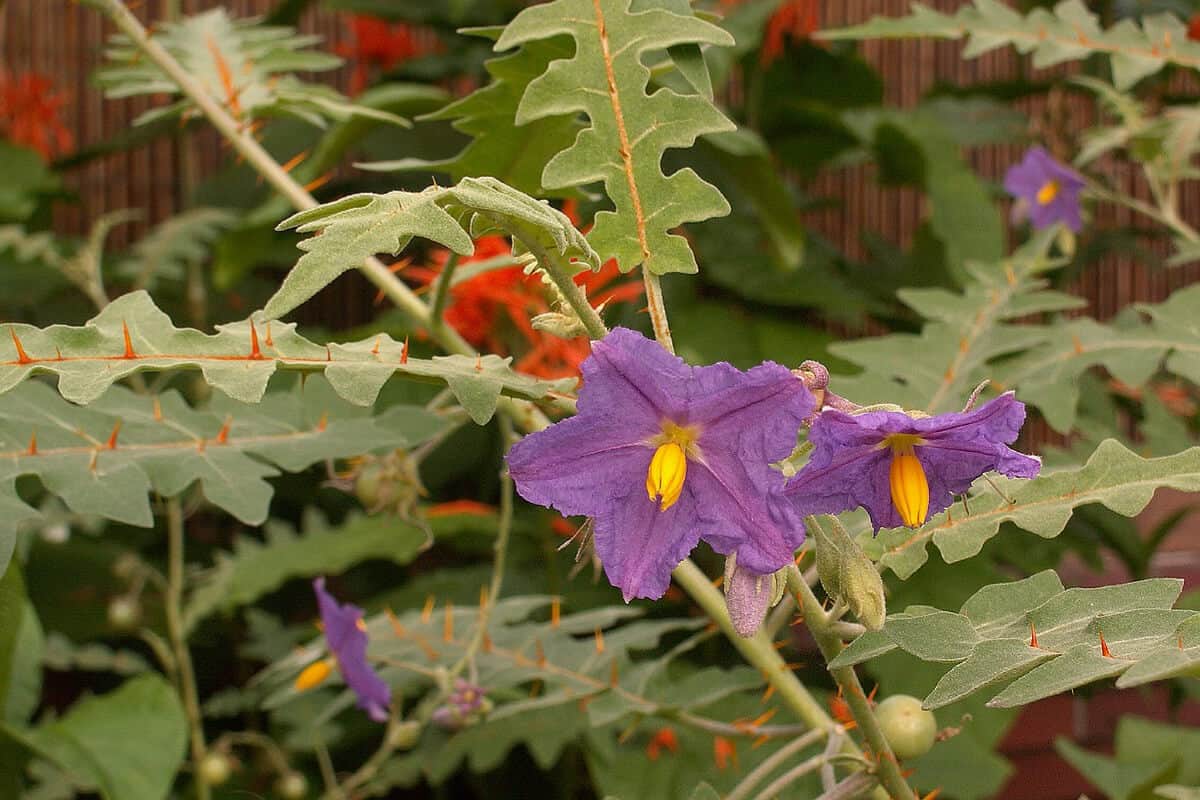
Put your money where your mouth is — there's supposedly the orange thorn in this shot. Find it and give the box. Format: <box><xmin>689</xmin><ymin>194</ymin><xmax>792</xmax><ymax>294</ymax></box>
<box><xmin>482</xmin><ymin>631</ymin><xmax>492</xmax><ymax>653</ymax></box>
<box><xmin>751</xmin><ymin>734</ymin><xmax>769</xmax><ymax>749</ymax></box>
<box><xmin>749</xmin><ymin>708</ymin><xmax>777</xmax><ymax>729</ymax></box>
<box><xmin>263</xmin><ymin>321</ymin><xmax>274</xmax><ymax>347</ymax></box>
<box><xmin>54</xmin><ymin>346</ymin><xmax>62</xmax><ymax>361</ymax></box>
<box><xmin>1099</xmin><ymin>629</ymin><xmax>1113</xmax><ymax>658</ymax></box>
<box><xmin>1029</xmin><ymin>621</ymin><xmax>1039</xmax><ymax>649</ymax></box>
<box><xmin>215</xmin><ymin>416</ymin><xmax>232</xmax><ymax>445</ymax></box>
<box><xmin>280</xmin><ymin>149</ymin><xmax>310</xmax><ymax>174</ymax></box>
<box><xmin>594</xmin><ymin>627</ymin><xmax>605</xmax><ymax>654</ymax></box>
<box><xmin>152</xmin><ymin>396</ymin><xmax>163</xmax><ymax>422</ymax></box>
<box><xmin>400</xmin><ymin>336</ymin><xmax>410</xmax><ymax>364</ymax></box>
<box><xmin>609</xmin><ymin>659</ymin><xmax>619</xmax><ymax>687</ymax></box>
<box><xmin>371</xmin><ymin>336</ymin><xmax>381</xmax><ymax>356</ymax></box>
<box><xmin>478</xmin><ymin>584</ymin><xmax>488</xmax><ymax>610</ymax></box>
<box><xmin>88</xmin><ymin>449</ymin><xmax>98</xmax><ymax>473</ymax></box>
<box><xmin>443</xmin><ymin>602</ymin><xmax>454</xmax><ymax>643</ymax></box>
<box><xmin>316</xmin><ymin>411</ymin><xmax>328</xmax><ymax>433</ymax></box>
<box><xmin>325</xmin><ymin>345</ymin><xmax>331</xmax><ymax>362</ymax></box>
<box><xmin>474</xmin><ymin>354</ymin><xmax>483</xmax><ymax>373</ymax></box>
<box><xmin>867</xmin><ymin>684</ymin><xmax>879</xmax><ymax>703</ymax></box>
<box><xmin>122</xmin><ymin>321</ymin><xmax>136</xmax><ymax>358</ymax></box>
<box><xmin>106</xmin><ymin>421</ymin><xmax>122</xmax><ymax>450</ymax></box>
<box><xmin>781</xmin><ymin>661</ymin><xmax>805</xmax><ymax>671</ymax></box>
<box><xmin>771</xmin><ymin>639</ymin><xmax>788</xmax><ymax>651</ymax></box>
<box><xmin>195</xmin><ymin>437</ymin><xmax>206</xmax><ymax>452</ymax></box>
<box><xmin>385</xmin><ymin>608</ymin><xmax>404</xmax><ymax>637</ymax></box>
<box><xmin>26</xmin><ymin>432</ymin><xmax>37</xmax><ymax>456</ymax></box>
<box><xmin>421</xmin><ymin>595</ymin><xmax>435</xmax><ymax>623</ymax></box>
<box><xmin>551</xmin><ymin>597</ymin><xmax>561</xmax><ymax>629</ymax></box>
<box><xmin>1179</xmin><ymin>635</ymin><xmax>1185</xmax><ymax>651</ymax></box>
<box><xmin>535</xmin><ymin>639</ymin><xmax>546</xmax><ymax>668</ymax></box>
<box><xmin>1071</xmin><ymin>335</ymin><xmax>1085</xmax><ymax>355</ymax></box>
<box><xmin>248</xmin><ymin>321</ymin><xmax>262</xmax><ymax>359</ymax></box>
<box><xmin>712</xmin><ymin>573</ymin><xmax>724</xmax><ymax>588</ymax></box>
<box><xmin>761</xmin><ymin>683</ymin><xmax>776</xmax><ymax>703</ymax></box>
<box><xmin>713</xmin><ymin>737</ymin><xmax>738</xmax><ymax>770</ymax></box>
<box><xmin>304</xmin><ymin>171</ymin><xmax>334</xmax><ymax>193</ymax></box>
<box><xmin>10</xmin><ymin>329</ymin><xmax>32</xmax><ymax>365</ymax></box>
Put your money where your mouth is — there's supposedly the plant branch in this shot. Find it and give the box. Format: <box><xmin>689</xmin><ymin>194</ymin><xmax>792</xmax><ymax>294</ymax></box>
<box><xmin>787</xmin><ymin>550</ymin><xmax>914</xmax><ymax>800</ymax></box>
<box><xmin>164</xmin><ymin>497</ymin><xmax>209</xmax><ymax>800</ymax></box>
<box><xmin>726</xmin><ymin>727</ymin><xmax>830</xmax><ymax>800</ymax></box>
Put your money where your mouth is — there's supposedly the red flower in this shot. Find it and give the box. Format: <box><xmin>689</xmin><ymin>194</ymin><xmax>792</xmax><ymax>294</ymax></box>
<box><xmin>761</xmin><ymin>0</ymin><xmax>820</xmax><ymax>65</ymax></box>
<box><xmin>1189</xmin><ymin>13</ymin><xmax>1200</xmax><ymax>42</ymax></box>
<box><xmin>338</xmin><ymin>14</ymin><xmax>437</xmax><ymax>94</ymax></box>
<box><xmin>0</xmin><ymin>72</ymin><xmax>73</xmax><ymax>160</ymax></box>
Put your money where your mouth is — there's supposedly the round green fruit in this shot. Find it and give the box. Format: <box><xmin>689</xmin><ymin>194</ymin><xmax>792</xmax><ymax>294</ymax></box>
<box><xmin>354</xmin><ymin>465</ymin><xmax>386</xmax><ymax>509</ymax></box>
<box><xmin>106</xmin><ymin>596</ymin><xmax>142</xmax><ymax>631</ymax></box>
<box><xmin>875</xmin><ymin>694</ymin><xmax>937</xmax><ymax>760</ymax></box>
<box><xmin>197</xmin><ymin>752</ymin><xmax>232</xmax><ymax>786</ymax></box>
<box><xmin>275</xmin><ymin>771</ymin><xmax>309</xmax><ymax>799</ymax></box>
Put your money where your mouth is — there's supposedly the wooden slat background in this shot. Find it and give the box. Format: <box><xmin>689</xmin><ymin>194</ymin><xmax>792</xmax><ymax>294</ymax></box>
<box><xmin>2</xmin><ymin>0</ymin><xmax>1199</xmax><ymax>319</ymax></box>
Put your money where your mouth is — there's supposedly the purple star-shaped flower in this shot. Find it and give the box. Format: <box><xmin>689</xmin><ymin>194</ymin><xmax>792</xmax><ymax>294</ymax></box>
<box><xmin>1004</xmin><ymin>146</ymin><xmax>1086</xmax><ymax>231</ymax></box>
<box><xmin>785</xmin><ymin>393</ymin><xmax>1041</xmax><ymax>532</ymax></box>
<box><xmin>506</xmin><ymin>327</ymin><xmax>814</xmax><ymax>601</ymax></box>
<box><xmin>313</xmin><ymin>577</ymin><xmax>390</xmax><ymax>722</ymax></box>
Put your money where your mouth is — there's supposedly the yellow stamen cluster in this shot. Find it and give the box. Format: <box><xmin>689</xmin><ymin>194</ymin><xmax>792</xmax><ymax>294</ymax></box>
<box><xmin>885</xmin><ymin>434</ymin><xmax>929</xmax><ymax>528</ymax></box>
<box><xmin>1036</xmin><ymin>180</ymin><xmax>1059</xmax><ymax>206</ymax></box>
<box><xmin>294</xmin><ymin>659</ymin><xmax>333</xmax><ymax>692</ymax></box>
<box><xmin>646</xmin><ymin>442</ymin><xmax>687</xmax><ymax>511</ymax></box>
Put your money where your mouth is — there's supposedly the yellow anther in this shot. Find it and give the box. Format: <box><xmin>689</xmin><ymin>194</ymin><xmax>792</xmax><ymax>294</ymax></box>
<box><xmin>646</xmin><ymin>442</ymin><xmax>687</xmax><ymax>511</ymax></box>
<box><xmin>294</xmin><ymin>659</ymin><xmax>333</xmax><ymax>692</ymax></box>
<box><xmin>1036</xmin><ymin>180</ymin><xmax>1059</xmax><ymax>206</ymax></box>
<box><xmin>885</xmin><ymin>435</ymin><xmax>929</xmax><ymax>528</ymax></box>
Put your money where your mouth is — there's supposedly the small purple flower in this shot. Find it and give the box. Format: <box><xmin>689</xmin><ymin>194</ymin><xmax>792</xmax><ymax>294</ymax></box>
<box><xmin>312</xmin><ymin>577</ymin><xmax>390</xmax><ymax>722</ymax></box>
<box><xmin>506</xmin><ymin>327</ymin><xmax>814</xmax><ymax>601</ymax></box>
<box><xmin>785</xmin><ymin>393</ymin><xmax>1041</xmax><ymax>532</ymax></box>
<box><xmin>431</xmin><ymin>680</ymin><xmax>489</xmax><ymax>731</ymax></box>
<box><xmin>1004</xmin><ymin>146</ymin><xmax>1085</xmax><ymax>231</ymax></box>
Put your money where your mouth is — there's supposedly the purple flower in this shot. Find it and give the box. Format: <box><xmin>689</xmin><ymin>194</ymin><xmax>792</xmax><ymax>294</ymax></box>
<box><xmin>506</xmin><ymin>327</ymin><xmax>814</xmax><ymax>601</ymax></box>
<box><xmin>431</xmin><ymin>680</ymin><xmax>489</xmax><ymax>731</ymax></box>
<box><xmin>1003</xmin><ymin>146</ymin><xmax>1085</xmax><ymax>231</ymax></box>
<box><xmin>312</xmin><ymin>577</ymin><xmax>390</xmax><ymax>722</ymax></box>
<box><xmin>785</xmin><ymin>393</ymin><xmax>1041</xmax><ymax>532</ymax></box>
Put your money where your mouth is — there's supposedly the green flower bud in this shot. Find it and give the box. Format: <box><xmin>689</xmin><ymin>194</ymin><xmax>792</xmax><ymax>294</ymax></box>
<box><xmin>275</xmin><ymin>771</ymin><xmax>308</xmax><ymax>799</ymax></box>
<box><xmin>838</xmin><ymin>542</ymin><xmax>886</xmax><ymax>631</ymax></box>
<box><xmin>388</xmin><ymin>720</ymin><xmax>422</xmax><ymax>750</ymax></box>
<box><xmin>106</xmin><ymin>596</ymin><xmax>142</xmax><ymax>631</ymax></box>
<box><xmin>197</xmin><ymin>752</ymin><xmax>233</xmax><ymax>787</ymax></box>
<box><xmin>810</xmin><ymin>522</ymin><xmax>842</xmax><ymax>599</ymax></box>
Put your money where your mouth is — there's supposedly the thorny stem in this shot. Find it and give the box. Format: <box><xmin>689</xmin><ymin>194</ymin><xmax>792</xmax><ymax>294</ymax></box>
<box><xmin>1087</xmin><ymin>177</ymin><xmax>1200</xmax><ymax>243</ymax></box>
<box><xmin>725</xmin><ymin>727</ymin><xmax>830</xmax><ymax>800</ymax></box>
<box><xmin>165</xmin><ymin>498</ymin><xmax>210</xmax><ymax>800</ymax></box>
<box><xmin>788</xmin><ymin>551</ymin><xmax>915</xmax><ymax>800</ymax></box>
<box><xmin>328</xmin><ymin>707</ymin><xmax>401</xmax><ymax>800</ymax></box>
<box><xmin>670</xmin><ymin>561</ymin><xmax>888</xmax><ymax>800</ymax></box>
<box><xmin>450</xmin><ymin>414</ymin><xmax>517</xmax><ymax>679</ymax></box>
<box><xmin>642</xmin><ymin>271</ymin><xmax>675</xmax><ymax>353</ymax></box>
<box><xmin>527</xmin><ymin>242</ymin><xmax>609</xmax><ymax>341</ymax></box>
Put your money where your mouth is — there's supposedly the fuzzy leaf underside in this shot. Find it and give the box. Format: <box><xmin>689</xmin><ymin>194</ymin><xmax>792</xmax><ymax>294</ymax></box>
<box><xmin>829</xmin><ymin>570</ymin><xmax>1200</xmax><ymax>709</ymax></box>
<box><xmin>0</xmin><ymin>290</ymin><xmax>573</xmax><ymax>424</ymax></box>
<box><xmin>821</xmin><ymin>0</ymin><xmax>1197</xmax><ymax>90</ymax></box>
<box><xmin>857</xmin><ymin>439</ymin><xmax>1200</xmax><ymax>579</ymax></box>
<box><xmin>495</xmin><ymin>0</ymin><xmax>736</xmax><ymax>275</ymax></box>
<box><xmin>266</xmin><ymin>175</ymin><xmax>600</xmax><ymax>321</ymax></box>
<box><xmin>0</xmin><ymin>377</ymin><xmax>445</xmax><ymax>577</ymax></box>
<box><xmin>95</xmin><ymin>8</ymin><xmax>404</xmax><ymax>128</ymax></box>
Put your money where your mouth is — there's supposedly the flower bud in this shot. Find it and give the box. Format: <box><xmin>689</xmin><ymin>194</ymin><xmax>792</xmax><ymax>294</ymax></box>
<box><xmin>1055</xmin><ymin>226</ymin><xmax>1076</xmax><ymax>258</ymax></box>
<box><xmin>723</xmin><ymin>555</ymin><xmax>787</xmax><ymax>638</ymax></box>
<box><xmin>531</xmin><ymin>311</ymin><xmax>588</xmax><ymax>339</ymax></box>
<box><xmin>839</xmin><ymin>543</ymin><xmax>886</xmax><ymax>631</ymax></box>
<box><xmin>810</xmin><ymin>522</ymin><xmax>842</xmax><ymax>600</ymax></box>
<box><xmin>388</xmin><ymin>719</ymin><xmax>422</xmax><ymax>750</ymax></box>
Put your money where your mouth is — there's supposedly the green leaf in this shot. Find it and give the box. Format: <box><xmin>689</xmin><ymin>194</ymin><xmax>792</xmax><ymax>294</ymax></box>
<box><xmin>495</xmin><ymin>0</ymin><xmax>736</xmax><ymax>275</ymax></box>
<box><xmin>4</xmin><ymin>674</ymin><xmax>186</xmax><ymax>800</ymax></box>
<box><xmin>821</xmin><ymin>0</ymin><xmax>1196</xmax><ymax>90</ymax></box>
<box><xmin>863</xmin><ymin>440</ymin><xmax>1200</xmax><ymax>579</ymax></box>
<box><xmin>120</xmin><ymin>208</ymin><xmax>236</xmax><ymax>289</ymax></box>
<box><xmin>265</xmin><ymin>176</ymin><xmax>599</xmax><ymax>321</ymax></box>
<box><xmin>0</xmin><ymin>144</ymin><xmax>61</xmax><ymax>224</ymax></box>
<box><xmin>1056</xmin><ymin>738</ymin><xmax>1175</xmax><ymax>800</ymax></box>
<box><xmin>364</xmin><ymin>30</ymin><xmax>585</xmax><ymax>197</ymax></box>
<box><xmin>0</xmin><ymin>291</ymin><xmax>572</xmax><ymax>420</ymax></box>
<box><xmin>0</xmin><ymin>564</ymin><xmax>36</xmax><ymax>726</ymax></box>
<box><xmin>0</xmin><ymin>377</ymin><xmax>442</xmax><ymax>566</ymax></box>
<box><xmin>830</xmin><ymin>570</ymin><xmax>1199</xmax><ymax>709</ymax></box>
<box><xmin>184</xmin><ymin>510</ymin><xmax>432</xmax><ymax>631</ymax></box>
<box><xmin>41</xmin><ymin>632</ymin><xmax>148</xmax><ymax>677</ymax></box>
<box><xmin>96</xmin><ymin>8</ymin><xmax>406</xmax><ymax>128</ymax></box>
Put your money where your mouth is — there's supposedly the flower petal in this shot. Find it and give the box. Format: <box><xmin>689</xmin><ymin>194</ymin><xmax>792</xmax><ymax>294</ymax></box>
<box><xmin>592</xmin><ymin>474</ymin><xmax>703</xmax><ymax>601</ymax></box>
<box><xmin>580</xmin><ymin>327</ymin><xmax>692</xmax><ymax>422</ymax></box>
<box><xmin>313</xmin><ymin>578</ymin><xmax>390</xmax><ymax>722</ymax></box>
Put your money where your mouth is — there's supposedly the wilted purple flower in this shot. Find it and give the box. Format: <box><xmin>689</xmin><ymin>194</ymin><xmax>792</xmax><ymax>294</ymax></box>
<box><xmin>311</xmin><ymin>577</ymin><xmax>390</xmax><ymax>722</ymax></box>
<box><xmin>1004</xmin><ymin>146</ymin><xmax>1085</xmax><ymax>231</ymax></box>
<box><xmin>506</xmin><ymin>327</ymin><xmax>813</xmax><ymax>601</ymax></box>
<box><xmin>431</xmin><ymin>679</ymin><xmax>489</xmax><ymax>731</ymax></box>
<box><xmin>785</xmin><ymin>393</ymin><xmax>1041</xmax><ymax>532</ymax></box>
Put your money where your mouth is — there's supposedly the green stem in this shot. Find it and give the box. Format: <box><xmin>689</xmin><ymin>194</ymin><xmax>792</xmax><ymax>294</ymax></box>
<box><xmin>642</xmin><ymin>271</ymin><xmax>674</xmax><ymax>352</ymax></box>
<box><xmin>787</xmin><ymin>561</ymin><xmax>914</xmax><ymax>800</ymax></box>
<box><xmin>165</xmin><ymin>498</ymin><xmax>210</xmax><ymax>800</ymax></box>
<box><xmin>429</xmin><ymin>252</ymin><xmax>460</xmax><ymax>332</ymax></box>
<box><xmin>528</xmin><ymin>244</ymin><xmax>609</xmax><ymax>340</ymax></box>
<box><xmin>1087</xmin><ymin>177</ymin><xmax>1200</xmax><ymax>243</ymax></box>
<box><xmin>726</xmin><ymin>727</ymin><xmax>829</xmax><ymax>800</ymax></box>
<box><xmin>670</xmin><ymin>560</ymin><xmax>888</xmax><ymax>800</ymax></box>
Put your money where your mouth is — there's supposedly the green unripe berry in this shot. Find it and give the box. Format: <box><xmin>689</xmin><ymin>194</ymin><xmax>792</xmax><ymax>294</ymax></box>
<box><xmin>275</xmin><ymin>771</ymin><xmax>308</xmax><ymax>799</ymax></box>
<box><xmin>388</xmin><ymin>720</ymin><xmax>422</xmax><ymax>750</ymax></box>
<box><xmin>106</xmin><ymin>596</ymin><xmax>142</xmax><ymax>631</ymax></box>
<box><xmin>354</xmin><ymin>465</ymin><xmax>386</xmax><ymax>509</ymax></box>
<box><xmin>197</xmin><ymin>752</ymin><xmax>232</xmax><ymax>786</ymax></box>
<box><xmin>875</xmin><ymin>695</ymin><xmax>937</xmax><ymax>760</ymax></box>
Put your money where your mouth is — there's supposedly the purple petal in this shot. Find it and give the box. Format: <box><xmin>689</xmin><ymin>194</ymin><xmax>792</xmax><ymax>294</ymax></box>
<box><xmin>313</xmin><ymin>577</ymin><xmax>391</xmax><ymax>722</ymax></box>
<box><xmin>591</xmin><ymin>470</ymin><xmax>703</xmax><ymax>601</ymax></box>
<box><xmin>786</xmin><ymin>435</ymin><xmax>900</xmax><ymax>531</ymax></box>
<box><xmin>1004</xmin><ymin>146</ymin><xmax>1085</xmax><ymax>231</ymax></box>
<box><xmin>506</xmin><ymin>412</ymin><xmax>653</xmax><ymax>519</ymax></box>
<box><xmin>580</xmin><ymin>327</ymin><xmax>692</xmax><ymax>422</ymax></box>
